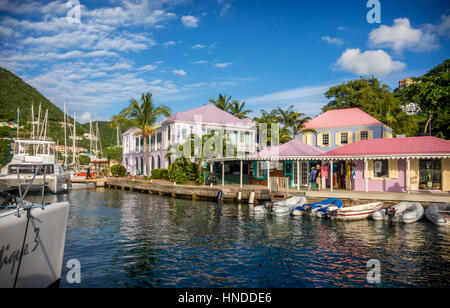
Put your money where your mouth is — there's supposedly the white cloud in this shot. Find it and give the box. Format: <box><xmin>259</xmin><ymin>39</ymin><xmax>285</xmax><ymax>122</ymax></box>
<box><xmin>369</xmin><ymin>18</ymin><xmax>439</xmax><ymax>52</ymax></box>
<box><xmin>80</xmin><ymin>112</ymin><xmax>91</xmax><ymax>123</ymax></box>
<box><xmin>173</xmin><ymin>69</ymin><xmax>187</xmax><ymax>76</ymax></box>
<box><xmin>138</xmin><ymin>64</ymin><xmax>157</xmax><ymax>71</ymax></box>
<box><xmin>247</xmin><ymin>84</ymin><xmax>330</xmax><ymax>105</ymax></box>
<box><xmin>194</xmin><ymin>60</ymin><xmax>208</xmax><ymax>64</ymax></box>
<box><xmin>191</xmin><ymin>44</ymin><xmax>206</xmax><ymax>49</ymax></box>
<box><xmin>163</xmin><ymin>40</ymin><xmax>176</xmax><ymax>47</ymax></box>
<box><xmin>321</xmin><ymin>36</ymin><xmax>344</xmax><ymax>46</ymax></box>
<box><xmin>181</xmin><ymin>15</ymin><xmax>199</xmax><ymax>28</ymax></box>
<box><xmin>214</xmin><ymin>62</ymin><xmax>232</xmax><ymax>68</ymax></box>
<box><xmin>335</xmin><ymin>48</ymin><xmax>405</xmax><ymax>77</ymax></box>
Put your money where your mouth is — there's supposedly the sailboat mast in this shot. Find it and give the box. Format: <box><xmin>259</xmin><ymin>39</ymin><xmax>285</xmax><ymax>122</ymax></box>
<box><xmin>16</xmin><ymin>107</ymin><xmax>19</xmax><ymax>139</ymax></box>
<box><xmin>89</xmin><ymin>120</ymin><xmax>93</xmax><ymax>155</ymax></box>
<box><xmin>37</xmin><ymin>103</ymin><xmax>41</xmax><ymax>140</ymax></box>
<box><xmin>73</xmin><ymin>112</ymin><xmax>76</xmax><ymax>166</ymax></box>
<box><xmin>31</xmin><ymin>104</ymin><xmax>35</xmax><ymax>140</ymax></box>
<box><xmin>64</xmin><ymin>102</ymin><xmax>67</xmax><ymax>165</ymax></box>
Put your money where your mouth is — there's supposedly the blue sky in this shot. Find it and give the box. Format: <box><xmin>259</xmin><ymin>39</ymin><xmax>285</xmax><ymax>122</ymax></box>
<box><xmin>0</xmin><ymin>0</ymin><xmax>449</xmax><ymax>123</ymax></box>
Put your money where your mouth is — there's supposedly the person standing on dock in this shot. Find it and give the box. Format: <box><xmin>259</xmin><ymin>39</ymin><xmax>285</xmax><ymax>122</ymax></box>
<box><xmin>309</xmin><ymin>167</ymin><xmax>317</xmax><ymax>190</ymax></box>
<box><xmin>86</xmin><ymin>166</ymin><xmax>92</xmax><ymax>179</ymax></box>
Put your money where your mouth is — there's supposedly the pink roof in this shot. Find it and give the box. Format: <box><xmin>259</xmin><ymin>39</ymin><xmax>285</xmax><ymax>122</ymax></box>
<box><xmin>258</xmin><ymin>138</ymin><xmax>324</xmax><ymax>157</ymax></box>
<box><xmin>303</xmin><ymin>108</ymin><xmax>384</xmax><ymax>129</ymax></box>
<box><xmin>323</xmin><ymin>136</ymin><xmax>450</xmax><ymax>157</ymax></box>
<box><xmin>161</xmin><ymin>105</ymin><xmax>254</xmax><ymax>126</ymax></box>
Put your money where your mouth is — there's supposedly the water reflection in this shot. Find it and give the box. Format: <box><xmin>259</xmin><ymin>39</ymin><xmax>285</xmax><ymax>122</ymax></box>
<box><xmin>32</xmin><ymin>189</ymin><xmax>450</xmax><ymax>288</ymax></box>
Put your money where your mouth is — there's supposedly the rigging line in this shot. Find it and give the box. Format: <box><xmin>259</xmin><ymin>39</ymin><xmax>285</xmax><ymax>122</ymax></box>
<box><xmin>13</xmin><ymin>207</ymin><xmax>33</xmax><ymax>288</ymax></box>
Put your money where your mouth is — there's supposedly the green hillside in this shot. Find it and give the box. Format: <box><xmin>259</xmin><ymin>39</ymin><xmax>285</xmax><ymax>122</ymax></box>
<box><xmin>0</xmin><ymin>67</ymin><xmax>118</xmax><ymax>163</ymax></box>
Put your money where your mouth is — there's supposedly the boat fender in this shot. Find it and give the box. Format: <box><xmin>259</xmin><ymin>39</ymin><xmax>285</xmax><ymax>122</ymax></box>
<box><xmin>249</xmin><ymin>191</ymin><xmax>255</xmax><ymax>205</ymax></box>
<box><xmin>217</xmin><ymin>190</ymin><xmax>223</xmax><ymax>202</ymax></box>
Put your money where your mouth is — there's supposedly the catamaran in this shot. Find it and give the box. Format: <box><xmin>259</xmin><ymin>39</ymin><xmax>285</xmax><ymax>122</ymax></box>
<box><xmin>0</xmin><ymin>140</ymin><xmax>71</xmax><ymax>194</ymax></box>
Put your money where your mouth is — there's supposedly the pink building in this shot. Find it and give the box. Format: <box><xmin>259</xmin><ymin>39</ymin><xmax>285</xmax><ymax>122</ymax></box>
<box><xmin>321</xmin><ymin>136</ymin><xmax>450</xmax><ymax>193</ymax></box>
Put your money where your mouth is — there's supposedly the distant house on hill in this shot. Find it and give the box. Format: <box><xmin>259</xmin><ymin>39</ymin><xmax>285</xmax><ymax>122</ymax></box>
<box><xmin>298</xmin><ymin>108</ymin><xmax>393</xmax><ymax>151</ymax></box>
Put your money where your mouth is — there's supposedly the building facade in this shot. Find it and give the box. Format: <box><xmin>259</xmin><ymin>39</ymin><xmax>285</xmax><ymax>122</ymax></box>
<box><xmin>298</xmin><ymin>108</ymin><xmax>393</xmax><ymax>151</ymax></box>
<box><xmin>122</xmin><ymin>105</ymin><xmax>258</xmax><ymax>176</ymax></box>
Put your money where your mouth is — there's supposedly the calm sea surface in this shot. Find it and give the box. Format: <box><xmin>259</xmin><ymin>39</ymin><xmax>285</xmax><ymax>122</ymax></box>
<box><xmin>31</xmin><ymin>187</ymin><xmax>450</xmax><ymax>288</ymax></box>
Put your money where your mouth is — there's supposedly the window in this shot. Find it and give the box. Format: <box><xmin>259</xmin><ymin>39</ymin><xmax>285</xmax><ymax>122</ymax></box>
<box><xmin>360</xmin><ymin>131</ymin><xmax>369</xmax><ymax>140</ymax></box>
<box><xmin>419</xmin><ymin>159</ymin><xmax>441</xmax><ymax>190</ymax></box>
<box><xmin>240</xmin><ymin>132</ymin><xmax>245</xmax><ymax>143</ymax></box>
<box><xmin>182</xmin><ymin>128</ymin><xmax>187</xmax><ymax>139</ymax></box>
<box><xmin>341</xmin><ymin>132</ymin><xmax>348</xmax><ymax>145</ymax></box>
<box><xmin>373</xmin><ymin>160</ymin><xmax>388</xmax><ymax>178</ymax></box>
<box><xmin>256</xmin><ymin>161</ymin><xmax>265</xmax><ymax>178</ymax></box>
<box><xmin>322</xmin><ymin>133</ymin><xmax>330</xmax><ymax>146</ymax></box>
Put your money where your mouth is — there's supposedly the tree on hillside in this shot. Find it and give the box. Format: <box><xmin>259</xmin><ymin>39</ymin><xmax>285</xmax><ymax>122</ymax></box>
<box><xmin>111</xmin><ymin>92</ymin><xmax>171</xmax><ymax>175</ymax></box>
<box><xmin>395</xmin><ymin>71</ymin><xmax>449</xmax><ymax>139</ymax></box>
<box><xmin>229</xmin><ymin>100</ymin><xmax>252</xmax><ymax>118</ymax></box>
<box><xmin>323</xmin><ymin>77</ymin><xmax>418</xmax><ymax>136</ymax></box>
<box><xmin>209</xmin><ymin>93</ymin><xmax>232</xmax><ymax>111</ymax></box>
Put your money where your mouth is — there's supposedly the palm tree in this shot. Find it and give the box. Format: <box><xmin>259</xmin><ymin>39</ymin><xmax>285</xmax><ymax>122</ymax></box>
<box><xmin>111</xmin><ymin>92</ymin><xmax>170</xmax><ymax>175</ymax></box>
<box><xmin>209</xmin><ymin>93</ymin><xmax>232</xmax><ymax>111</ymax></box>
<box><xmin>291</xmin><ymin>111</ymin><xmax>312</xmax><ymax>138</ymax></box>
<box><xmin>229</xmin><ymin>100</ymin><xmax>253</xmax><ymax>118</ymax></box>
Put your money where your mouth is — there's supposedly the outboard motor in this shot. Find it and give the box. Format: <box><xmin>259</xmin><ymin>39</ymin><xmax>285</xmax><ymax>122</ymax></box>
<box><xmin>327</xmin><ymin>205</ymin><xmax>340</xmax><ymax>218</ymax></box>
<box><xmin>385</xmin><ymin>207</ymin><xmax>396</xmax><ymax>220</ymax></box>
<box><xmin>264</xmin><ymin>201</ymin><xmax>274</xmax><ymax>212</ymax></box>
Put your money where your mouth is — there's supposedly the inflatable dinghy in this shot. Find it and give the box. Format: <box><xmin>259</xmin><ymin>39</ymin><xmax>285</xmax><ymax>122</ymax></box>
<box><xmin>328</xmin><ymin>202</ymin><xmax>383</xmax><ymax>221</ymax></box>
<box><xmin>254</xmin><ymin>196</ymin><xmax>307</xmax><ymax>215</ymax></box>
<box><xmin>371</xmin><ymin>202</ymin><xmax>424</xmax><ymax>223</ymax></box>
<box><xmin>425</xmin><ymin>203</ymin><xmax>450</xmax><ymax>226</ymax></box>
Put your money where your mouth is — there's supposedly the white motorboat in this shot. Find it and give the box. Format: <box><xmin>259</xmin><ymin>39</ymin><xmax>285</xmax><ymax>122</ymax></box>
<box><xmin>0</xmin><ymin>140</ymin><xmax>71</xmax><ymax>194</ymax></box>
<box><xmin>328</xmin><ymin>202</ymin><xmax>383</xmax><ymax>221</ymax></box>
<box><xmin>371</xmin><ymin>202</ymin><xmax>424</xmax><ymax>224</ymax></box>
<box><xmin>0</xmin><ymin>186</ymin><xmax>70</xmax><ymax>288</ymax></box>
<box><xmin>425</xmin><ymin>203</ymin><xmax>450</xmax><ymax>226</ymax></box>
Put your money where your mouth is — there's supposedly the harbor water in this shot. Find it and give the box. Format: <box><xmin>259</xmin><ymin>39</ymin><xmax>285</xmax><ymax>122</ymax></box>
<box><xmin>29</xmin><ymin>188</ymin><xmax>449</xmax><ymax>288</ymax></box>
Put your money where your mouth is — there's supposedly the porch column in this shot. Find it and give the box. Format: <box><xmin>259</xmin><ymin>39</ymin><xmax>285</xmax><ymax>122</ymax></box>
<box><xmin>222</xmin><ymin>161</ymin><xmax>225</xmax><ymax>187</ymax></box>
<box><xmin>267</xmin><ymin>160</ymin><xmax>270</xmax><ymax>190</ymax></box>
<box><xmin>407</xmin><ymin>158</ymin><xmax>411</xmax><ymax>194</ymax></box>
<box><xmin>322</xmin><ymin>160</ymin><xmax>326</xmax><ymax>190</ymax></box>
<box><xmin>240</xmin><ymin>160</ymin><xmax>243</xmax><ymax>188</ymax></box>
<box><xmin>365</xmin><ymin>158</ymin><xmax>369</xmax><ymax>193</ymax></box>
<box><xmin>330</xmin><ymin>160</ymin><xmax>334</xmax><ymax>192</ymax></box>
<box><xmin>297</xmin><ymin>161</ymin><xmax>300</xmax><ymax>191</ymax></box>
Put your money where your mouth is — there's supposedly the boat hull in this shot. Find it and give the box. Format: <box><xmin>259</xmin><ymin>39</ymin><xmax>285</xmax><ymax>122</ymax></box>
<box><xmin>425</xmin><ymin>203</ymin><xmax>450</xmax><ymax>226</ymax></box>
<box><xmin>0</xmin><ymin>202</ymin><xmax>70</xmax><ymax>288</ymax></box>
<box><xmin>330</xmin><ymin>202</ymin><xmax>383</xmax><ymax>221</ymax></box>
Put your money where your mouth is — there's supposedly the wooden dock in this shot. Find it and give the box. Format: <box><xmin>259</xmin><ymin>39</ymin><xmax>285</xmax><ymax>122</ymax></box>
<box><xmin>105</xmin><ymin>178</ymin><xmax>271</xmax><ymax>203</ymax></box>
<box><xmin>104</xmin><ymin>178</ymin><xmax>450</xmax><ymax>206</ymax></box>
<box><xmin>71</xmin><ymin>178</ymin><xmax>107</xmax><ymax>187</ymax></box>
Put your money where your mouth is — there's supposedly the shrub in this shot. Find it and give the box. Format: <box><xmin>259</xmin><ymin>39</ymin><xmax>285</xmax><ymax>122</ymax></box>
<box><xmin>110</xmin><ymin>164</ymin><xmax>126</xmax><ymax>177</ymax></box>
<box><xmin>150</xmin><ymin>168</ymin><xmax>169</xmax><ymax>180</ymax></box>
<box><xmin>168</xmin><ymin>159</ymin><xmax>199</xmax><ymax>184</ymax></box>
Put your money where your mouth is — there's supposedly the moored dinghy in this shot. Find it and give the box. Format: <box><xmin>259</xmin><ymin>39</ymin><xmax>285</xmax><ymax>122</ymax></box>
<box><xmin>314</xmin><ymin>199</ymin><xmax>344</xmax><ymax>218</ymax></box>
<box><xmin>327</xmin><ymin>202</ymin><xmax>383</xmax><ymax>221</ymax></box>
<box><xmin>425</xmin><ymin>203</ymin><xmax>450</xmax><ymax>226</ymax></box>
<box><xmin>254</xmin><ymin>196</ymin><xmax>307</xmax><ymax>215</ymax></box>
<box><xmin>371</xmin><ymin>202</ymin><xmax>424</xmax><ymax>223</ymax></box>
<box><xmin>272</xmin><ymin>196</ymin><xmax>308</xmax><ymax>216</ymax></box>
